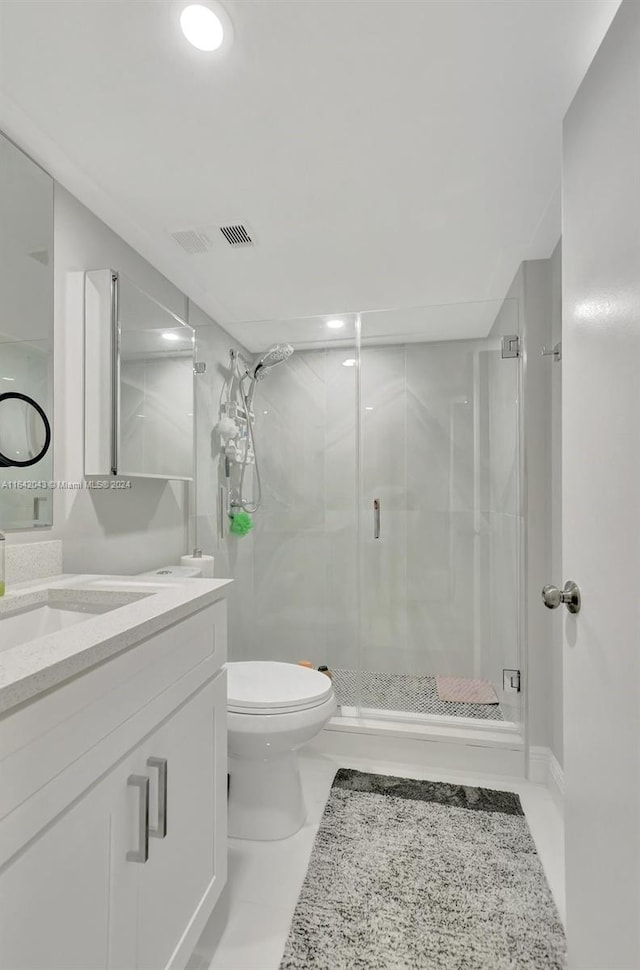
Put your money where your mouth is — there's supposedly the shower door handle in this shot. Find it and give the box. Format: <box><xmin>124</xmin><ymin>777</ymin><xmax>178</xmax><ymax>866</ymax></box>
<box><xmin>374</xmin><ymin>499</ymin><xmax>380</xmax><ymax>539</ymax></box>
<box><xmin>218</xmin><ymin>486</ymin><xmax>227</xmax><ymax>539</ymax></box>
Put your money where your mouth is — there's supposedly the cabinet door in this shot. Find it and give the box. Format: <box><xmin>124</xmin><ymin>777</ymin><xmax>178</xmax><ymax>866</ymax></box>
<box><xmin>0</xmin><ymin>767</ymin><xmax>117</xmax><ymax>970</ymax></box>
<box><xmin>136</xmin><ymin>671</ymin><xmax>227</xmax><ymax>970</ymax></box>
<box><xmin>0</xmin><ymin>672</ymin><xmax>226</xmax><ymax>970</ymax></box>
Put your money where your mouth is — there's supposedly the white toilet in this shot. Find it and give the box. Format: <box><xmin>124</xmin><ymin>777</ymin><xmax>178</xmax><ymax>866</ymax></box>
<box><xmin>227</xmin><ymin>661</ymin><xmax>337</xmax><ymax>841</ymax></box>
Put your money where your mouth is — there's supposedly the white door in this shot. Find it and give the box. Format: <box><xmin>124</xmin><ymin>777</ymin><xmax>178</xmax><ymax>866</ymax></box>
<box><xmin>562</xmin><ymin>2</ymin><xmax>640</xmax><ymax>968</ymax></box>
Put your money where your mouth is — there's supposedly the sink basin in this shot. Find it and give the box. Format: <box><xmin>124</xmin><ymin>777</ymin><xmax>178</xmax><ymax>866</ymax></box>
<box><xmin>0</xmin><ymin>585</ymin><xmax>153</xmax><ymax>653</ymax></box>
<box><xmin>1</xmin><ymin>603</ymin><xmax>111</xmax><ymax>652</ymax></box>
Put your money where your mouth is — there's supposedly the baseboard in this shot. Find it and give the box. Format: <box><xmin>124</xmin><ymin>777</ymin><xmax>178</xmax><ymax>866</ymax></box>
<box><xmin>529</xmin><ymin>745</ymin><xmax>564</xmax><ymax>814</ymax></box>
<box><xmin>311</xmin><ymin>717</ymin><xmax>526</xmax><ymax>777</ymax></box>
<box><xmin>528</xmin><ymin>746</ymin><xmax>551</xmax><ymax>784</ymax></box>
<box><xmin>548</xmin><ymin>751</ymin><xmax>565</xmax><ymax>815</ymax></box>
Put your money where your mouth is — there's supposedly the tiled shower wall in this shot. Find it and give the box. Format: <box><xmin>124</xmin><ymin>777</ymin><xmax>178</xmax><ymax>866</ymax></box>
<box><xmin>250</xmin><ymin>337</ymin><xmax>522</xmax><ymax>708</ymax></box>
<box><xmin>251</xmin><ymin>349</ymin><xmax>359</xmax><ymax>670</ymax></box>
<box><xmin>190</xmin><ymin>302</ymin><xmax>256</xmax><ymax>661</ymax></box>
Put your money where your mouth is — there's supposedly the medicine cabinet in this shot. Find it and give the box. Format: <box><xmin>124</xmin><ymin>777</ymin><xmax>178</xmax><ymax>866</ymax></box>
<box><xmin>84</xmin><ymin>270</ymin><xmax>194</xmax><ymax>481</ymax></box>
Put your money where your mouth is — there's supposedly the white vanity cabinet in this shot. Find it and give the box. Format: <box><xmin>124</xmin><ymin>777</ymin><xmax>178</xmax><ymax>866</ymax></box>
<box><xmin>0</xmin><ymin>599</ymin><xmax>228</xmax><ymax>970</ymax></box>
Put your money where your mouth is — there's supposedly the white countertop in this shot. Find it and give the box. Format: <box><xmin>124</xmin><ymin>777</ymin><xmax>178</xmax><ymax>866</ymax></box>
<box><xmin>0</xmin><ymin>574</ymin><xmax>232</xmax><ymax>715</ymax></box>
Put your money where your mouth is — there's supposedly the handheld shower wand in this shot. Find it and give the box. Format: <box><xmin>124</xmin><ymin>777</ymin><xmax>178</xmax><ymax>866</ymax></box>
<box><xmin>250</xmin><ymin>343</ymin><xmax>294</xmax><ymax>379</ymax></box>
<box><xmin>223</xmin><ymin>344</ymin><xmax>294</xmax><ymax>514</ymax></box>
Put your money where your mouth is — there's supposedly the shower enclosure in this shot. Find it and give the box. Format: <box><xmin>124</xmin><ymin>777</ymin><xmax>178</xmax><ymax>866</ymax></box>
<box><xmin>205</xmin><ymin>298</ymin><xmax>523</xmax><ymax>733</ymax></box>
<box><xmin>355</xmin><ymin>302</ymin><xmax>522</xmax><ymax>729</ymax></box>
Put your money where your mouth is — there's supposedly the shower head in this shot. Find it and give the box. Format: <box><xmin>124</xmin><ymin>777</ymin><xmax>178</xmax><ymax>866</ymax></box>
<box><xmin>251</xmin><ymin>343</ymin><xmax>294</xmax><ymax>380</ymax></box>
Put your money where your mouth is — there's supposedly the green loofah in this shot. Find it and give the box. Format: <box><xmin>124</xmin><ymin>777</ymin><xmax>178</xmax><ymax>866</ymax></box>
<box><xmin>229</xmin><ymin>510</ymin><xmax>253</xmax><ymax>536</ymax></box>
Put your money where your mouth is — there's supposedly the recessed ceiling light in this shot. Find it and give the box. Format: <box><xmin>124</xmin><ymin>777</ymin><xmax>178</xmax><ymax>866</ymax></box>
<box><xmin>162</xmin><ymin>332</ymin><xmax>181</xmax><ymax>341</ymax></box>
<box><xmin>327</xmin><ymin>319</ymin><xmax>345</xmax><ymax>330</ymax></box>
<box><xmin>342</xmin><ymin>358</ymin><xmax>357</xmax><ymax>367</ymax></box>
<box><xmin>180</xmin><ymin>3</ymin><xmax>227</xmax><ymax>52</ymax></box>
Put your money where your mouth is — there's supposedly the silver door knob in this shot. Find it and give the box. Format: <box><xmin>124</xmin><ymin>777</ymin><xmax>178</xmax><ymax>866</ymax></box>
<box><xmin>541</xmin><ymin>581</ymin><xmax>581</xmax><ymax>614</ymax></box>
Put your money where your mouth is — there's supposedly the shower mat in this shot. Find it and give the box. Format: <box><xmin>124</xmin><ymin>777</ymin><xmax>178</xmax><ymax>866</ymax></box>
<box><xmin>280</xmin><ymin>769</ymin><xmax>567</xmax><ymax>970</ymax></box>
<box><xmin>333</xmin><ymin>669</ymin><xmax>504</xmax><ymax>720</ymax></box>
<box><xmin>435</xmin><ymin>675</ymin><xmax>499</xmax><ymax>705</ymax></box>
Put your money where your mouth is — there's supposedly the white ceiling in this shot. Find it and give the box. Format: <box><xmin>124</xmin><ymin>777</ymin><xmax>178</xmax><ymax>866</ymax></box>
<box><xmin>0</xmin><ymin>0</ymin><xmax>620</xmax><ymax>346</ymax></box>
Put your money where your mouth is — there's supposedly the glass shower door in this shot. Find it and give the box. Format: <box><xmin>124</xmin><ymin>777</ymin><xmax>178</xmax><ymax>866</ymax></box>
<box><xmin>354</xmin><ymin>301</ymin><xmax>523</xmax><ymax>727</ymax></box>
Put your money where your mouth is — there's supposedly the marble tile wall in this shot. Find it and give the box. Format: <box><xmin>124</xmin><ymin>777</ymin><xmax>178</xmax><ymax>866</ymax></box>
<box><xmin>251</xmin><ymin>336</ymin><xmax>522</xmax><ymax>700</ymax></box>
<box><xmin>191</xmin><ymin>304</ymin><xmax>522</xmax><ymax>710</ymax></box>
<box><xmin>190</xmin><ymin>303</ymin><xmax>255</xmax><ymax>660</ymax></box>
<box><xmin>362</xmin><ymin>341</ymin><xmax>480</xmax><ymax>678</ymax></box>
<box><xmin>251</xmin><ymin>348</ymin><xmax>358</xmax><ymax>669</ymax></box>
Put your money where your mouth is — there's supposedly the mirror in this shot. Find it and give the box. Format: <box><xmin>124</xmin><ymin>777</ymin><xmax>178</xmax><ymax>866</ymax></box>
<box><xmin>0</xmin><ymin>133</ymin><xmax>54</xmax><ymax>529</ymax></box>
<box><xmin>84</xmin><ymin>270</ymin><xmax>195</xmax><ymax>481</ymax></box>
<box><xmin>118</xmin><ymin>275</ymin><xmax>194</xmax><ymax>479</ymax></box>
<box><xmin>0</xmin><ymin>392</ymin><xmax>51</xmax><ymax>467</ymax></box>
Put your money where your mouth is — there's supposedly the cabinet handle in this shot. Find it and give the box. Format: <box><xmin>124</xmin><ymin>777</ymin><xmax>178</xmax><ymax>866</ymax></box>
<box><xmin>374</xmin><ymin>498</ymin><xmax>381</xmax><ymax>539</ymax></box>
<box><xmin>126</xmin><ymin>774</ymin><xmax>149</xmax><ymax>863</ymax></box>
<box><xmin>147</xmin><ymin>757</ymin><xmax>168</xmax><ymax>839</ymax></box>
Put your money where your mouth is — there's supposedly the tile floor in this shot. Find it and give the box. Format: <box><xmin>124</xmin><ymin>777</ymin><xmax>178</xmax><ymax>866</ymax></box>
<box><xmin>190</xmin><ymin>749</ymin><xmax>565</xmax><ymax>970</ymax></box>
<box><xmin>333</xmin><ymin>669</ymin><xmax>505</xmax><ymax>720</ymax></box>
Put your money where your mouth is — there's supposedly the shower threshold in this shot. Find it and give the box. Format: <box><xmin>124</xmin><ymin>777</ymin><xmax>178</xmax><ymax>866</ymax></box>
<box><xmin>332</xmin><ymin>669</ymin><xmax>506</xmax><ymax>722</ymax></box>
<box><xmin>319</xmin><ymin>670</ymin><xmax>522</xmax><ymax>776</ymax></box>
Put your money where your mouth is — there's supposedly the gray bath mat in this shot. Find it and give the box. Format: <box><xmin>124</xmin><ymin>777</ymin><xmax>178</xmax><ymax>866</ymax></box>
<box><xmin>280</xmin><ymin>769</ymin><xmax>566</xmax><ymax>970</ymax></box>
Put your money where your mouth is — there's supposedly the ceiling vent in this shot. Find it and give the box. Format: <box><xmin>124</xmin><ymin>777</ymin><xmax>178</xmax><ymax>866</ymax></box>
<box><xmin>220</xmin><ymin>224</ymin><xmax>254</xmax><ymax>247</ymax></box>
<box><xmin>170</xmin><ymin>229</ymin><xmax>214</xmax><ymax>255</ymax></box>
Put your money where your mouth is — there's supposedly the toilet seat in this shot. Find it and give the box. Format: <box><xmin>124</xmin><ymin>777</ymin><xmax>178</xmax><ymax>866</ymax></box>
<box><xmin>226</xmin><ymin>662</ymin><xmax>337</xmax><ymax>839</ymax></box>
<box><xmin>227</xmin><ymin>661</ymin><xmax>333</xmax><ymax>715</ymax></box>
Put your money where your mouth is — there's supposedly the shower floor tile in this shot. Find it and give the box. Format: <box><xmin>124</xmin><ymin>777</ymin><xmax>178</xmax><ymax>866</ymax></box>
<box><xmin>332</xmin><ymin>668</ymin><xmax>504</xmax><ymax>721</ymax></box>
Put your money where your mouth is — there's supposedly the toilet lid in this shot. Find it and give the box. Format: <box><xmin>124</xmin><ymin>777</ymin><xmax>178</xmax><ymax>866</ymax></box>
<box><xmin>227</xmin><ymin>661</ymin><xmax>333</xmax><ymax>714</ymax></box>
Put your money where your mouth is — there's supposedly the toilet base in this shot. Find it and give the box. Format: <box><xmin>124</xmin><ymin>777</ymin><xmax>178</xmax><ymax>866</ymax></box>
<box><xmin>228</xmin><ymin>751</ymin><xmax>306</xmax><ymax>841</ymax></box>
